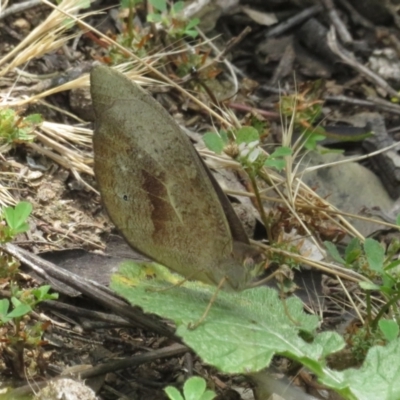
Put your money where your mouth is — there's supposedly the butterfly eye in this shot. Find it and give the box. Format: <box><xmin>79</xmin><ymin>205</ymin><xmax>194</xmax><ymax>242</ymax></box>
<box><xmin>122</xmin><ymin>194</ymin><xmax>128</xmax><ymax>201</ymax></box>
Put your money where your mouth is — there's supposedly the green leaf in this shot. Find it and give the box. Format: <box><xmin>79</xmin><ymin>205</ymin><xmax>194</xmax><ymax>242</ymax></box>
<box><xmin>304</xmin><ymin>134</ymin><xmax>326</xmax><ymax>151</ymax></box>
<box><xmin>359</xmin><ymin>281</ymin><xmax>380</xmax><ymax>291</ymax></box>
<box><xmin>0</xmin><ymin>299</ymin><xmax>10</xmax><ymax>322</ymax></box>
<box><xmin>149</xmin><ymin>0</ymin><xmax>166</xmax><ymax>12</ymax></box>
<box><xmin>382</xmin><ymin>272</ymin><xmax>396</xmax><ymax>290</ymax></box>
<box><xmin>32</xmin><ymin>285</ymin><xmax>58</xmax><ymax>302</ymax></box>
<box><xmin>379</xmin><ymin>320</ymin><xmax>399</xmax><ymax>342</ymax></box>
<box><xmin>11</xmin><ymin>296</ymin><xmax>22</xmax><ymax>307</ymax></box>
<box><xmin>269</xmin><ymin>146</ymin><xmax>292</xmax><ymax>158</ymax></box>
<box><xmin>186</xmin><ymin>18</ymin><xmax>200</xmax><ymax>30</ymax></box>
<box><xmin>165</xmin><ymin>386</ymin><xmax>184</xmax><ymax>400</ymax></box>
<box><xmin>185</xmin><ymin>30</ymin><xmax>199</xmax><ymax>39</ymax></box>
<box><xmin>3</xmin><ymin>201</ymin><xmax>32</xmax><ymax>232</ymax></box>
<box><xmin>385</xmin><ymin>259</ymin><xmax>400</xmax><ymax>272</ymax></box>
<box><xmin>320</xmin><ymin>338</ymin><xmax>400</xmax><ymax>400</ymax></box>
<box><xmin>7</xmin><ymin>303</ymin><xmax>31</xmax><ymax>318</ymax></box>
<box><xmin>111</xmin><ymin>262</ymin><xmax>344</xmax><ymax>374</ymax></box>
<box><xmin>120</xmin><ymin>0</ymin><xmax>134</xmax><ymax>8</ymax></box>
<box><xmin>147</xmin><ymin>12</ymin><xmax>163</xmax><ymax>22</ymax></box>
<box><xmin>183</xmin><ymin>377</ymin><xmax>215</xmax><ymax>400</ymax></box>
<box><xmin>24</xmin><ymin>113</ymin><xmax>42</xmax><ymax>124</ymax></box>
<box><xmin>324</xmin><ymin>241</ymin><xmax>345</xmax><ymax>264</ymax></box>
<box><xmin>199</xmin><ymin>392</ymin><xmax>215</xmax><ymax>400</ymax></box>
<box><xmin>61</xmin><ymin>18</ymin><xmax>75</xmax><ymax>30</ymax></box>
<box><xmin>345</xmin><ymin>238</ymin><xmax>361</xmax><ymax>264</ymax></box>
<box><xmin>219</xmin><ymin>130</ymin><xmax>229</xmax><ymax>143</ymax></box>
<box><xmin>171</xmin><ymin>1</ymin><xmax>184</xmax><ymax>13</ymax></box>
<box><xmin>364</xmin><ymin>238</ymin><xmax>385</xmax><ymax>273</ymax></box>
<box><xmin>202</xmin><ymin>132</ymin><xmax>225</xmax><ymax>154</ymax></box>
<box><xmin>236</xmin><ymin>127</ymin><xmax>259</xmax><ymax>145</ymax></box>
<box><xmin>264</xmin><ymin>158</ymin><xmax>286</xmax><ymax>171</ymax></box>
<box><xmin>396</xmin><ymin>214</ymin><xmax>400</xmax><ymax>226</ymax></box>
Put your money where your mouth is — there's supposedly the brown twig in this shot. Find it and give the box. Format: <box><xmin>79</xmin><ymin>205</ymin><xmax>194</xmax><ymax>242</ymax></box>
<box><xmin>266</xmin><ymin>5</ymin><xmax>323</xmax><ymax>38</ymax></box>
<box><xmin>2</xmin><ymin>243</ymin><xmax>175</xmax><ymax>338</ymax></box>
<box><xmin>336</xmin><ymin>0</ymin><xmax>375</xmax><ymax>29</ymax></box>
<box><xmin>9</xmin><ymin>344</ymin><xmax>188</xmax><ymax>397</ymax></box>
<box><xmin>327</xmin><ymin>26</ymin><xmax>400</xmax><ymax>99</ymax></box>
<box><xmin>321</xmin><ymin>0</ymin><xmax>352</xmax><ymax>44</ymax></box>
<box><xmin>0</xmin><ymin>0</ymin><xmax>42</xmax><ymax>20</ymax></box>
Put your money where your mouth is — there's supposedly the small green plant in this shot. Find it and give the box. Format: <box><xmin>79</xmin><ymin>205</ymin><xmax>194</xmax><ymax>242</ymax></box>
<box><xmin>203</xmin><ymin>126</ymin><xmax>292</xmax><ymax>243</ymax></box>
<box><xmin>280</xmin><ymin>85</ymin><xmax>373</xmax><ymax>151</ymax></box>
<box><xmin>0</xmin><ymin>109</ymin><xmax>41</xmax><ymax>145</ymax></box>
<box><xmin>147</xmin><ymin>0</ymin><xmax>200</xmax><ymax>39</ymax></box>
<box><xmin>1</xmin><ymin>201</ymin><xmax>33</xmax><ymax>240</ymax></box>
<box><xmin>203</xmin><ymin>127</ymin><xmax>292</xmax><ymax>173</ymax></box>
<box><xmin>165</xmin><ymin>376</ymin><xmax>216</xmax><ymax>400</ymax></box>
<box><xmin>279</xmin><ymin>85</ymin><xmax>326</xmax><ymax>151</ymax></box>
<box><xmin>325</xmin><ymin>237</ymin><xmax>400</xmax><ymax>355</ymax></box>
<box><xmin>0</xmin><ymin>285</ymin><xmax>57</xmax><ymax>342</ymax></box>
<box><xmin>109</xmin><ymin>0</ymin><xmax>200</xmax><ymax>65</ymax></box>
<box><xmin>0</xmin><ymin>202</ymin><xmax>58</xmax><ymax>377</ymax></box>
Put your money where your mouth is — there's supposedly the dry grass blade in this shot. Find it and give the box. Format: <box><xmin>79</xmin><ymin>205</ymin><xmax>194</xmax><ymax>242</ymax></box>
<box><xmin>0</xmin><ymin>172</ymin><xmax>21</xmax><ymax>205</ymax></box>
<box><xmin>0</xmin><ymin>0</ymin><xmax>87</xmax><ymax>75</ymax></box>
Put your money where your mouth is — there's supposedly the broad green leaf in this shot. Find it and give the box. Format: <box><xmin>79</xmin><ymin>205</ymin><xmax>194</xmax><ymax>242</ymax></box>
<box><xmin>385</xmin><ymin>259</ymin><xmax>400</xmax><ymax>271</ymax></box>
<box><xmin>185</xmin><ymin>30</ymin><xmax>199</xmax><ymax>39</ymax></box>
<box><xmin>61</xmin><ymin>18</ymin><xmax>75</xmax><ymax>30</ymax></box>
<box><xmin>147</xmin><ymin>13</ymin><xmax>163</xmax><ymax>22</ymax></box>
<box><xmin>324</xmin><ymin>241</ymin><xmax>345</xmax><ymax>264</ymax></box>
<box><xmin>11</xmin><ymin>296</ymin><xmax>22</xmax><ymax>307</ymax></box>
<box><xmin>269</xmin><ymin>146</ymin><xmax>292</xmax><ymax>158</ymax></box>
<box><xmin>111</xmin><ymin>261</ymin><xmax>344</xmax><ymax>375</ymax></box>
<box><xmin>120</xmin><ymin>0</ymin><xmax>142</xmax><ymax>8</ymax></box>
<box><xmin>396</xmin><ymin>213</ymin><xmax>400</xmax><ymax>226</ymax></box>
<box><xmin>165</xmin><ymin>386</ymin><xmax>184</xmax><ymax>400</ymax></box>
<box><xmin>32</xmin><ymin>285</ymin><xmax>58</xmax><ymax>301</ymax></box>
<box><xmin>149</xmin><ymin>0</ymin><xmax>167</xmax><ymax>12</ymax></box>
<box><xmin>202</xmin><ymin>132</ymin><xmax>224</xmax><ymax>154</ymax></box>
<box><xmin>199</xmin><ymin>391</ymin><xmax>215</xmax><ymax>400</ymax></box>
<box><xmin>120</xmin><ymin>0</ymin><xmax>130</xmax><ymax>7</ymax></box>
<box><xmin>236</xmin><ymin>127</ymin><xmax>259</xmax><ymax>145</ymax></box>
<box><xmin>379</xmin><ymin>320</ymin><xmax>399</xmax><ymax>342</ymax></box>
<box><xmin>24</xmin><ymin>113</ymin><xmax>42</xmax><ymax>124</ymax></box>
<box><xmin>3</xmin><ymin>201</ymin><xmax>32</xmax><ymax>231</ymax></box>
<box><xmin>172</xmin><ymin>1</ymin><xmax>184</xmax><ymax>13</ymax></box>
<box><xmin>0</xmin><ymin>299</ymin><xmax>10</xmax><ymax>322</ymax></box>
<box><xmin>219</xmin><ymin>130</ymin><xmax>229</xmax><ymax>143</ymax></box>
<box><xmin>7</xmin><ymin>303</ymin><xmax>31</xmax><ymax>318</ymax></box>
<box><xmin>345</xmin><ymin>238</ymin><xmax>361</xmax><ymax>264</ymax></box>
<box><xmin>186</xmin><ymin>18</ymin><xmax>200</xmax><ymax>30</ymax></box>
<box><xmin>183</xmin><ymin>377</ymin><xmax>215</xmax><ymax>400</ymax></box>
<box><xmin>320</xmin><ymin>339</ymin><xmax>400</xmax><ymax>400</ymax></box>
<box><xmin>264</xmin><ymin>158</ymin><xmax>286</xmax><ymax>171</ymax></box>
<box><xmin>304</xmin><ymin>134</ymin><xmax>326</xmax><ymax>151</ymax></box>
<box><xmin>111</xmin><ymin>262</ymin><xmax>400</xmax><ymax>398</ymax></box>
<box><xmin>364</xmin><ymin>238</ymin><xmax>385</xmax><ymax>273</ymax></box>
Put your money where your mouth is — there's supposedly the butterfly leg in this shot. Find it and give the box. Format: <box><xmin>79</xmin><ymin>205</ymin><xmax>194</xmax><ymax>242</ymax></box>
<box><xmin>146</xmin><ymin>269</ymin><xmax>205</xmax><ymax>293</ymax></box>
<box><xmin>187</xmin><ymin>276</ymin><xmax>226</xmax><ymax>330</ymax></box>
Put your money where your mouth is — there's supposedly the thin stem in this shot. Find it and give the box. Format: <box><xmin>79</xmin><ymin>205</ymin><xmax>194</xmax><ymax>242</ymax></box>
<box><xmin>371</xmin><ymin>291</ymin><xmax>400</xmax><ymax>331</ymax></box>
<box><xmin>249</xmin><ymin>172</ymin><xmax>272</xmax><ymax>242</ymax></box>
<box><xmin>365</xmin><ymin>292</ymin><xmax>371</xmax><ymax>336</ymax></box>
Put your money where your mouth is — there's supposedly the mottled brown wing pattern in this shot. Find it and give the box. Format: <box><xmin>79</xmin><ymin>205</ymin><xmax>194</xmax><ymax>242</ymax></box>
<box><xmin>90</xmin><ymin>66</ymin><xmax>260</xmax><ymax>290</ymax></box>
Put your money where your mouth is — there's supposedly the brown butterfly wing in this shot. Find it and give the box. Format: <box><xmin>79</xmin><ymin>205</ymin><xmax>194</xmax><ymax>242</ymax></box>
<box><xmin>91</xmin><ymin>66</ymin><xmax>240</xmax><ymax>286</ymax></box>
